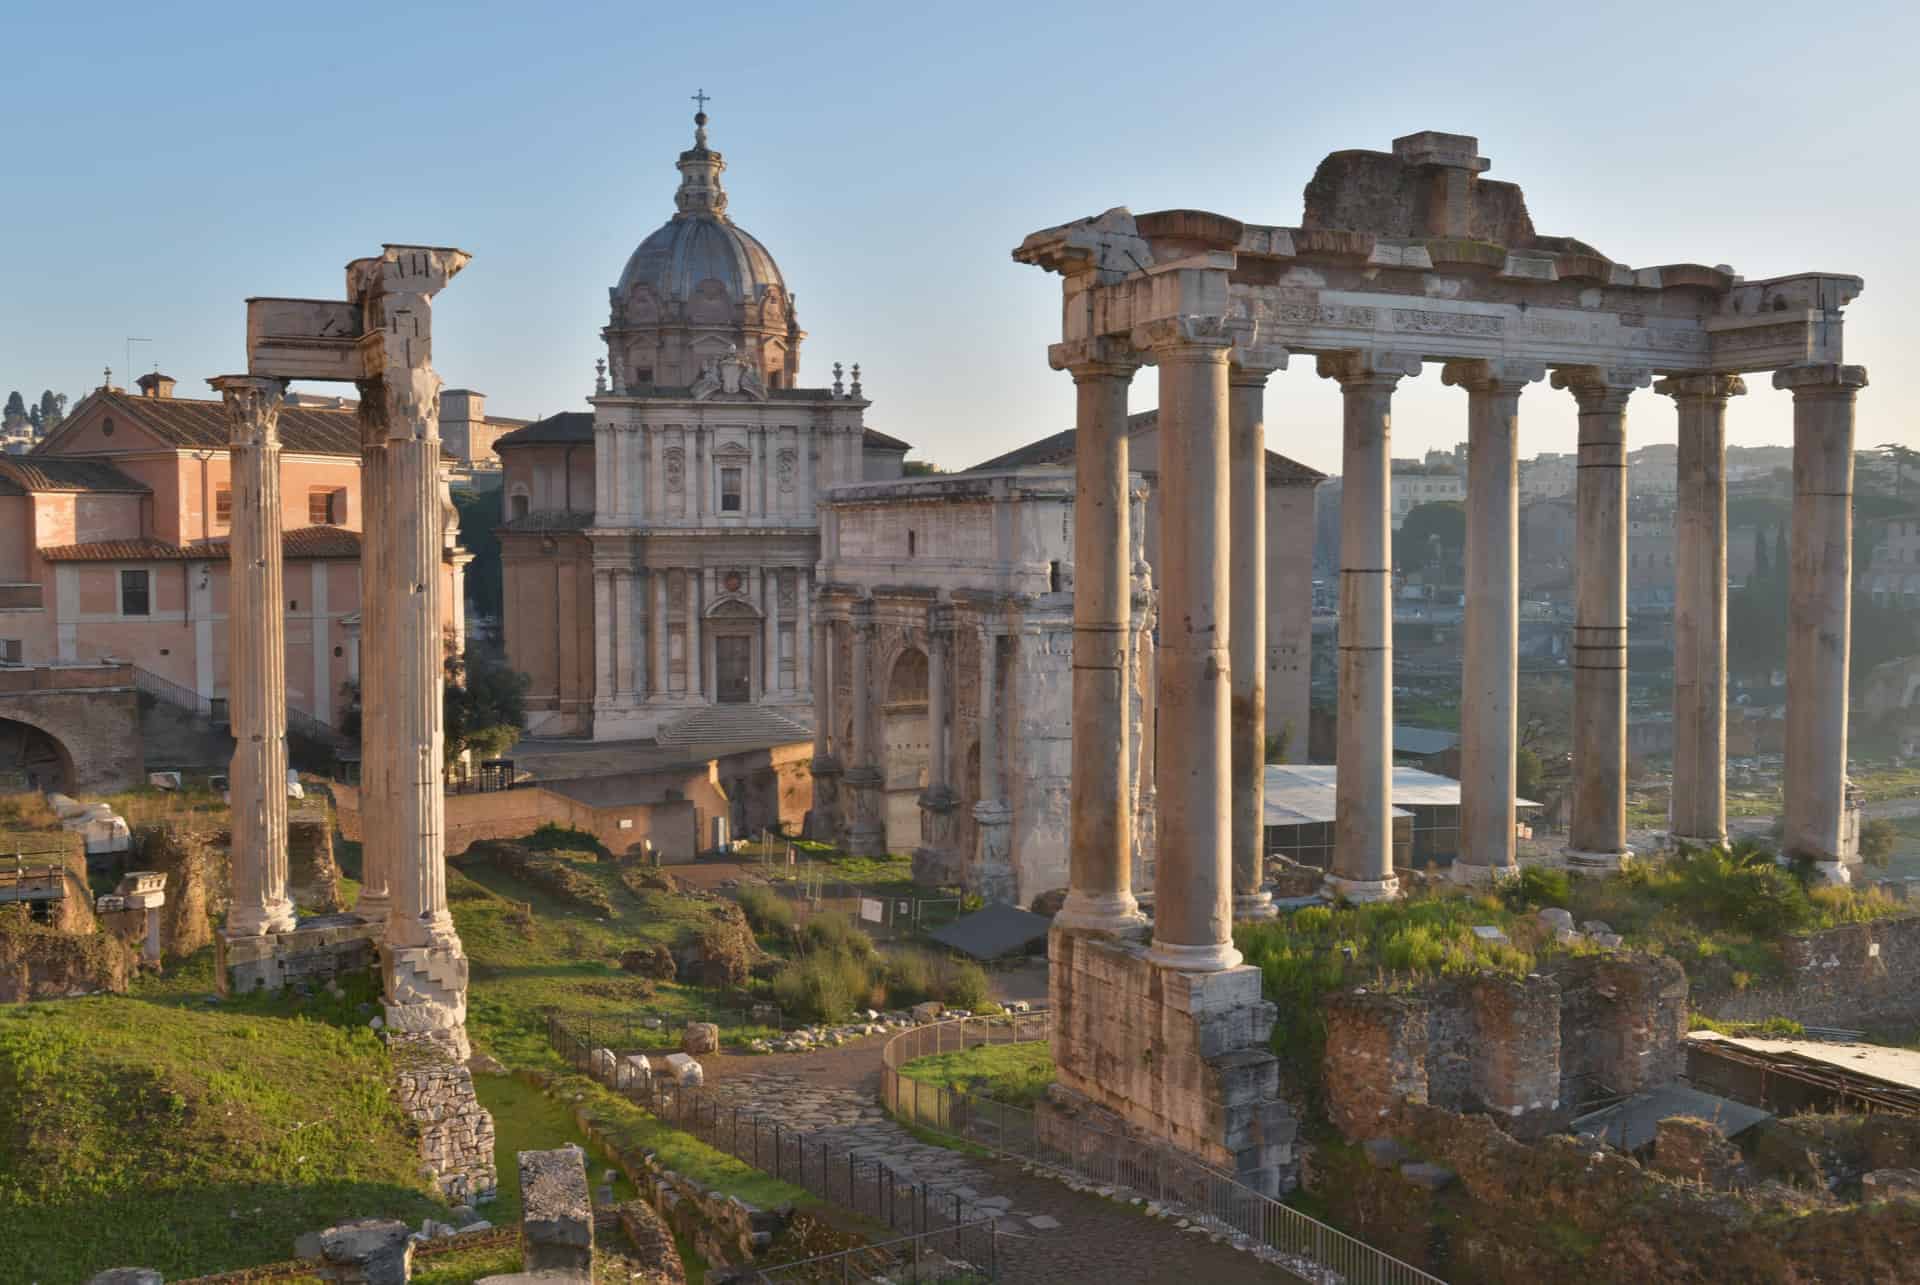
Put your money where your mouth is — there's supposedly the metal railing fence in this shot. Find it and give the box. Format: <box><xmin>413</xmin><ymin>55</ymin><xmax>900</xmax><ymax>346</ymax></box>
<box><xmin>547</xmin><ymin>1015</ymin><xmax>1001</xmax><ymax>1278</ymax></box>
<box><xmin>134</xmin><ymin>664</ymin><xmax>347</xmax><ymax>749</ymax></box>
<box><xmin>881</xmin><ymin>1014</ymin><xmax>1447</xmax><ymax>1285</ymax></box>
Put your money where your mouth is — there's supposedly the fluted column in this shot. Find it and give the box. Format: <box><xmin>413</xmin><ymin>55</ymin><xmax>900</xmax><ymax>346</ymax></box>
<box><xmin>1659</xmin><ymin>374</ymin><xmax>1745</xmax><ymax>848</ymax></box>
<box><xmin>383</xmin><ymin>371</ymin><xmax>457</xmax><ymax>953</ymax></box>
<box><xmin>808</xmin><ymin>602</ymin><xmax>841</xmax><ymax>842</ymax></box>
<box><xmin>797</xmin><ymin>571</ymin><xmax>813</xmax><ymax>702</ymax></box>
<box><xmin>1230</xmin><ymin>360</ymin><xmax>1281</xmax><ymax>920</ymax></box>
<box><xmin>973</xmin><ymin>623</ymin><xmax>1014</xmax><ymax>905</ymax></box>
<box><xmin>1319</xmin><ymin>350</ymin><xmax>1421</xmax><ymax>899</ymax></box>
<box><xmin>1444</xmin><ymin>359</ymin><xmax>1543</xmax><ymax>882</ymax></box>
<box><xmin>1777</xmin><ymin>363</ymin><xmax>1870</xmax><ymax>880</ymax></box>
<box><xmin>1144</xmin><ymin>323</ymin><xmax>1237</xmax><ymax>971</ymax></box>
<box><xmin>593</xmin><ymin>570</ymin><xmax>616</xmax><ymax>705</ymax></box>
<box><xmin>846</xmin><ymin>600</ymin><xmax>884</xmax><ymax>855</ymax></box>
<box><xmin>353</xmin><ymin>391</ymin><xmax>392</xmax><ymax>929</ymax></box>
<box><xmin>1554</xmin><ymin>365</ymin><xmax>1650</xmax><ymax>869</ymax></box>
<box><xmin>1057</xmin><ymin>352</ymin><xmax>1145</xmax><ymax>935</ymax></box>
<box><xmin>213</xmin><ymin>374</ymin><xmax>297</xmax><ymax>937</ymax></box>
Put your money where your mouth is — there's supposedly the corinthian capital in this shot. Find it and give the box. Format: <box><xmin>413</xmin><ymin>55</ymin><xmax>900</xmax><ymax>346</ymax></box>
<box><xmin>1131</xmin><ymin>315</ymin><xmax>1234</xmax><ymax>356</ymax></box>
<box><xmin>208</xmin><ymin>375</ymin><xmax>288</xmax><ymax>448</ymax></box>
<box><xmin>1316</xmin><ymin>350</ymin><xmax>1422</xmax><ymax>388</ymax></box>
<box><xmin>1552</xmin><ymin>365</ymin><xmax>1650</xmax><ymax>413</ymax></box>
<box><xmin>1653</xmin><ymin>374</ymin><xmax>1748</xmax><ymax>403</ymax></box>
<box><xmin>1440</xmin><ymin>358</ymin><xmax>1544</xmax><ymax>395</ymax></box>
<box><xmin>1772</xmin><ymin>363</ymin><xmax>1869</xmax><ymax>397</ymax></box>
<box><xmin>1051</xmin><ymin>337</ymin><xmax>1142</xmax><ymax>381</ymax></box>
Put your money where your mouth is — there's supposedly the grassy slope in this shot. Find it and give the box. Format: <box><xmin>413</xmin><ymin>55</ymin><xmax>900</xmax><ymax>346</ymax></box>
<box><xmin>898</xmin><ymin>1042</ymin><xmax>1055</xmax><ymax>1109</ymax></box>
<box><xmin>0</xmin><ymin>964</ymin><xmax>444</xmax><ymax>1285</ymax></box>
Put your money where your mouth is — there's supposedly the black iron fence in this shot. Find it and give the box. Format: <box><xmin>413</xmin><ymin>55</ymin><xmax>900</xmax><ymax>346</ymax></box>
<box><xmin>548</xmin><ymin>1013</ymin><xmax>1002</xmax><ymax>1278</ymax></box>
<box><xmin>881</xmin><ymin>1015</ymin><xmax>1447</xmax><ymax>1285</ymax></box>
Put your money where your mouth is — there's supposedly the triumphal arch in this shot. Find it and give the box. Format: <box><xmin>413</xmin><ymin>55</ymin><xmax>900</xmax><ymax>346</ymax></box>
<box><xmin>1019</xmin><ymin>131</ymin><xmax>1865</xmax><ymax>1192</ymax></box>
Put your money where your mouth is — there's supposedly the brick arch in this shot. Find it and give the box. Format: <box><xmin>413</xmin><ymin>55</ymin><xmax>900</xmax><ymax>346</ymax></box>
<box><xmin>0</xmin><ymin>712</ymin><xmax>77</xmax><ymax>794</ymax></box>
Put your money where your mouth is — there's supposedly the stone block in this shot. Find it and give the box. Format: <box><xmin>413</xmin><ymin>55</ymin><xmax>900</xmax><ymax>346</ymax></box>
<box><xmin>662</xmin><ymin>1052</ymin><xmax>704</xmax><ymax>1086</ymax></box>
<box><xmin>518</xmin><ymin>1146</ymin><xmax>594</xmax><ymax>1274</ymax></box>
<box><xmin>590</xmin><ymin>1048</ymin><xmax>617</xmax><ymax>1083</ymax></box>
<box><xmin>1863</xmin><ymin>1168</ymin><xmax>1920</xmax><ymax>1201</ymax></box>
<box><xmin>682</xmin><ymin>1022</ymin><xmax>720</xmax><ymax>1055</ymax></box>
<box><xmin>616</xmin><ymin>1054</ymin><xmax>652</xmax><ymax>1090</ymax></box>
<box><xmin>316</xmin><ymin>1218</ymin><xmax>414</xmax><ymax>1284</ymax></box>
<box><xmin>1537</xmin><ymin>908</ymin><xmax>1574</xmax><ymax>932</ymax></box>
<box><xmin>1399</xmin><ymin>1161</ymin><xmax>1456</xmax><ymax>1191</ymax></box>
<box><xmin>911</xmin><ymin>1001</ymin><xmax>944</xmax><ymax>1023</ymax></box>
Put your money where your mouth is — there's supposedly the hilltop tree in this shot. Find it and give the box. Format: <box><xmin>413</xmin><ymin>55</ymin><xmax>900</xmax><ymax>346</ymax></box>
<box><xmin>1393</xmin><ymin>501</ymin><xmax>1466</xmax><ymax>572</ymax></box>
<box><xmin>36</xmin><ymin>391</ymin><xmax>66</xmax><ymax>433</ymax></box>
<box><xmin>1881</xmin><ymin>442</ymin><xmax>1920</xmax><ymax>504</ymax></box>
<box><xmin>2</xmin><ymin>392</ymin><xmax>24</xmax><ymax>430</ymax></box>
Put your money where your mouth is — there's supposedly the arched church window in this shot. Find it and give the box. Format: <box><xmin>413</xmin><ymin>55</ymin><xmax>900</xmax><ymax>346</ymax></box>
<box><xmin>510</xmin><ymin>491</ymin><xmax>530</xmax><ymax>521</ymax></box>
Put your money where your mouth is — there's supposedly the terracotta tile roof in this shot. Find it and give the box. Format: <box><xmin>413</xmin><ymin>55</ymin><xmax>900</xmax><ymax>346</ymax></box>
<box><xmin>0</xmin><ymin>457</ymin><xmax>150</xmax><ymax>494</ymax></box>
<box><xmin>493</xmin><ymin>411</ymin><xmax>594</xmax><ymax>448</ymax></box>
<box><xmin>863</xmin><ymin>428</ymin><xmax>911</xmax><ymax>452</ymax></box>
<box><xmin>38</xmin><ymin>526</ymin><xmax>364</xmax><ymax>562</ymax></box>
<box><xmin>967</xmin><ymin>411</ymin><xmax>1325</xmax><ymax>482</ymax></box>
<box><xmin>89</xmin><ymin>391</ymin><xmax>361</xmax><ymax>456</ymax></box>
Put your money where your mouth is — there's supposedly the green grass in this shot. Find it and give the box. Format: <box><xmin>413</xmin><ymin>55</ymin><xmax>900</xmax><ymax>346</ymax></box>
<box><xmin>0</xmin><ymin>964</ymin><xmax>446</xmax><ymax>1283</ymax></box>
<box><xmin>472</xmin><ymin>1074</ymin><xmax>634</xmax><ymax>1222</ymax></box>
<box><xmin>410</xmin><ymin>1242</ymin><xmax>524</xmax><ymax>1285</ymax></box>
<box><xmin>898</xmin><ymin>1042</ymin><xmax>1055</xmax><ymax>1109</ymax></box>
<box><xmin>449</xmin><ymin>863</ymin><xmax>779</xmax><ymax>1068</ymax></box>
<box><xmin>554</xmin><ymin>1073</ymin><xmax>807</xmax><ymax>1209</ymax></box>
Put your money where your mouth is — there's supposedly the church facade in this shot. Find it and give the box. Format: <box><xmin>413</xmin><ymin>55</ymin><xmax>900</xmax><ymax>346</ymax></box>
<box><xmin>496</xmin><ymin>111</ymin><xmax>907</xmax><ymax>740</ymax></box>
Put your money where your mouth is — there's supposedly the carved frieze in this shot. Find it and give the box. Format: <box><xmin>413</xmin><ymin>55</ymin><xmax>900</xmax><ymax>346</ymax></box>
<box><xmin>778</xmin><ymin>573</ymin><xmax>797</xmax><ymax>611</ymax></box>
<box><xmin>1391</xmin><ymin>307</ymin><xmax>1503</xmax><ymax>337</ymax></box>
<box><xmin>776</xmin><ymin>448</ymin><xmax>797</xmax><ymax>493</ymax></box>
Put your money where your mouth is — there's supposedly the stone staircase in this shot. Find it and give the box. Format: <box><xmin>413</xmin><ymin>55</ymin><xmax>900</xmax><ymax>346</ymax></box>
<box><xmin>655</xmin><ymin>703</ymin><xmax>814</xmax><ymax>748</ymax></box>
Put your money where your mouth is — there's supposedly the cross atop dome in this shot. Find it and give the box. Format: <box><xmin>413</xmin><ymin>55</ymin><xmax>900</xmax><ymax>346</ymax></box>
<box><xmin>691</xmin><ymin>88</ymin><xmax>711</xmax><ymax>148</ymax></box>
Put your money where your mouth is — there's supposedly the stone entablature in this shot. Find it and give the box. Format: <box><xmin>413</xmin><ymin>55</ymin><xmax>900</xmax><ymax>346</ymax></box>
<box><xmin>811</xmin><ymin>470</ymin><xmax>1155</xmax><ymax>904</ymax></box>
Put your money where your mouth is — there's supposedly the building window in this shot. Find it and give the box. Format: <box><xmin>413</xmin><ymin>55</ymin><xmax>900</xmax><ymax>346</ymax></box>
<box><xmin>215</xmin><ymin>489</ymin><xmax>233</xmax><ymax>524</ymax></box>
<box><xmin>0</xmin><ymin>639</ymin><xmax>21</xmax><ymax>665</ymax></box>
<box><xmin>120</xmin><ymin>569</ymin><xmax>150</xmax><ymax>616</ymax></box>
<box><xmin>308</xmin><ymin>488</ymin><xmax>338</xmax><ymax>525</ymax></box>
<box><xmin>907</xmin><ymin>530</ymin><xmax>916</xmax><ymax>557</ymax></box>
<box><xmin>720</xmin><ymin>467</ymin><xmax>743</xmax><ymax>512</ymax></box>
<box><xmin>510</xmin><ymin>492</ymin><xmax>530</xmax><ymax>520</ymax></box>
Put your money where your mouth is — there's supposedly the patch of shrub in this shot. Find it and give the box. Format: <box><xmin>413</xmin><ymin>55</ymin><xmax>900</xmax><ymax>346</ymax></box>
<box><xmin>882</xmin><ymin>948</ymin><xmax>990</xmax><ymax>1011</ymax></box>
<box><xmin>1499</xmin><ymin>865</ymin><xmax>1571</xmax><ymax>913</ymax></box>
<box><xmin>771</xmin><ymin>951</ymin><xmax>874</xmax><ymax>1023</ymax></box>
<box><xmin>799</xmin><ymin>911</ymin><xmax>875</xmax><ymax>962</ymax></box>
<box><xmin>463</xmin><ymin>840</ymin><xmax>616</xmax><ymax>917</ymax></box>
<box><xmin>737</xmin><ymin>885</ymin><xmax>796</xmax><ymax>938</ymax></box>
<box><xmin>522</xmin><ymin>823</ymin><xmax>611</xmax><ymax>860</ymax></box>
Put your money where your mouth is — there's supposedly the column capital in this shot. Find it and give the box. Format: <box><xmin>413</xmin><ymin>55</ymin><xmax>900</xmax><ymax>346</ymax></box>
<box><xmin>849</xmin><ymin>597</ymin><xmax>877</xmax><ymax>633</ymax></box>
<box><xmin>926</xmin><ymin>601</ymin><xmax>956</xmax><ymax>643</ymax></box>
<box><xmin>1655</xmin><ymin>373</ymin><xmax>1748</xmax><ymax>402</ymax></box>
<box><xmin>209</xmin><ymin>375</ymin><xmax>289</xmax><ymax>447</ymax></box>
<box><xmin>1551</xmin><ymin>365</ymin><xmax>1650</xmax><ymax>412</ymax></box>
<box><xmin>1131</xmin><ymin>315</ymin><xmax>1235</xmax><ymax>359</ymax></box>
<box><xmin>1773</xmin><ymin>363</ymin><xmax>1869</xmax><ymax>397</ymax></box>
<box><xmin>1316</xmin><ymin>349</ymin><xmax>1422</xmax><ymax>387</ymax></box>
<box><xmin>1226</xmin><ymin>317</ymin><xmax>1288</xmax><ymax>384</ymax></box>
<box><xmin>1053</xmin><ymin>337</ymin><xmax>1142</xmax><ymax>381</ymax></box>
<box><xmin>1439</xmin><ymin>358</ymin><xmax>1544</xmax><ymax>394</ymax></box>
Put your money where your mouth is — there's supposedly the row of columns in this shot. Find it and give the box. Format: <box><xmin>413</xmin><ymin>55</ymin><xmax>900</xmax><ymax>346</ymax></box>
<box><xmin>594</xmin><ymin>565</ymin><xmax>813</xmax><ymax>703</ymax></box>
<box><xmin>1053</xmin><ymin>335</ymin><xmax>1869</xmax><ymax>972</ymax></box>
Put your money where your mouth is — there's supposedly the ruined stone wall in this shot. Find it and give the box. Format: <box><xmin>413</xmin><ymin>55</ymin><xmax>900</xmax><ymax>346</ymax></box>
<box><xmin>132</xmin><ymin>823</ymin><xmax>215</xmax><ymax>959</ymax></box>
<box><xmin>218</xmin><ymin>913</ymin><xmax>379</xmax><ymax>995</ymax></box>
<box><xmin>286</xmin><ymin>809</ymin><xmax>343</xmax><ymax>912</ymax></box>
<box><xmin>389</xmin><ymin>1034</ymin><xmax>498</xmax><ymax>1206</ymax></box>
<box><xmin>1698</xmin><ymin>913</ymin><xmax>1920</xmax><ymax>1029</ymax></box>
<box><xmin>1552</xmin><ymin>954</ymin><xmax>1688</xmax><ymax>1105</ymax></box>
<box><xmin>1050</xmin><ymin>927</ymin><xmax>1295</xmax><ymax>1193</ymax></box>
<box><xmin>1315</xmin><ymin>1101</ymin><xmax>1920</xmax><ymax>1285</ymax></box>
<box><xmin>0</xmin><ymin>904</ymin><xmax>134</xmax><ymax>1001</ymax></box>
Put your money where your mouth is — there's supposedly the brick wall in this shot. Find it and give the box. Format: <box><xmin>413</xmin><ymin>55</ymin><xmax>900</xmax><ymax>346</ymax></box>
<box><xmin>1699</xmin><ymin>913</ymin><xmax>1920</xmax><ymax>1029</ymax></box>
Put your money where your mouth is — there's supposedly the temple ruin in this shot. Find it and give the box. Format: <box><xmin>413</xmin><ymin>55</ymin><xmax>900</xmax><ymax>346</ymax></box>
<box><xmin>1019</xmin><ymin>130</ymin><xmax>1866</xmax><ymax>1193</ymax></box>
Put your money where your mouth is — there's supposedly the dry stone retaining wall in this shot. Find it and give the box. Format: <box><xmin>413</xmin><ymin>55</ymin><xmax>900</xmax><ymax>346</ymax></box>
<box><xmin>389</xmin><ymin>1034</ymin><xmax>498</xmax><ymax>1206</ymax></box>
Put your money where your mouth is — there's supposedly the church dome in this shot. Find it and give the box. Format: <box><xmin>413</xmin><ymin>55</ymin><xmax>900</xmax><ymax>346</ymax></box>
<box><xmin>616</xmin><ymin>212</ymin><xmax>785</xmax><ymax>306</ymax></box>
<box><xmin>604</xmin><ymin>107</ymin><xmax>803</xmax><ymax>393</ymax></box>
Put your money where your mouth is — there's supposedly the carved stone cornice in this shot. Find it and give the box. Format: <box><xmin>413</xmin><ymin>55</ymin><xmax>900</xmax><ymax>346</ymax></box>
<box><xmin>1551</xmin><ymin>365</ymin><xmax>1650</xmax><ymax>414</ymax></box>
<box><xmin>1772</xmin><ymin>363</ymin><xmax>1869</xmax><ymax>398</ymax></box>
<box><xmin>1053</xmin><ymin>336</ymin><xmax>1142</xmax><ymax>381</ymax></box>
<box><xmin>1131</xmin><ymin>315</ymin><xmax>1234</xmax><ymax>357</ymax></box>
<box><xmin>1439</xmin><ymin>358</ymin><xmax>1544</xmax><ymax>396</ymax></box>
<box><xmin>1653</xmin><ymin>374</ymin><xmax>1748</xmax><ymax>403</ymax></box>
<box><xmin>1315</xmin><ymin>349</ymin><xmax>1423</xmax><ymax>388</ymax></box>
<box><xmin>209</xmin><ymin>375</ymin><xmax>288</xmax><ymax>448</ymax></box>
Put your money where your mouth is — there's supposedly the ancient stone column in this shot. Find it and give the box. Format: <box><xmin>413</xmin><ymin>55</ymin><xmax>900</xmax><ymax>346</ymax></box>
<box><xmin>1229</xmin><ymin>360</ymin><xmax>1279</xmax><ymax>920</ymax></box>
<box><xmin>653</xmin><ymin>571</ymin><xmax>670</xmax><ymax>700</ymax></box>
<box><xmin>1443</xmin><ymin>359</ymin><xmax>1542</xmax><ymax>882</ymax></box>
<box><xmin>353</xmin><ymin>398</ymin><xmax>392</xmax><ymax>928</ymax></box>
<box><xmin>915</xmin><ymin>604</ymin><xmax>959</xmax><ymax>880</ymax></box>
<box><xmin>845</xmin><ymin>600</ymin><xmax>885</xmax><ymax>855</ymax></box>
<box><xmin>1058</xmin><ymin>353</ymin><xmax>1145</xmax><ymax>934</ymax></box>
<box><xmin>1659</xmin><ymin>374</ymin><xmax>1745</xmax><ymax>848</ymax></box>
<box><xmin>796</xmin><ymin>570</ymin><xmax>813</xmax><ymax>702</ymax></box>
<box><xmin>809</xmin><ymin>604</ymin><xmax>841</xmax><ymax>841</ymax></box>
<box><xmin>1777</xmin><ymin>363</ymin><xmax>1869</xmax><ymax>880</ymax></box>
<box><xmin>213</xmin><ymin>374</ymin><xmax>297</xmax><ymax>937</ymax></box>
<box><xmin>349</xmin><ymin>246</ymin><xmax>472</xmax><ymax>1052</ymax></box>
<box><xmin>687</xmin><ymin>569</ymin><xmax>704</xmax><ymax>698</ymax></box>
<box><xmin>1553</xmin><ymin>366</ymin><xmax>1649</xmax><ymax>869</ymax></box>
<box><xmin>1318</xmin><ymin>351</ymin><xmax>1421</xmax><ymax>900</ymax></box>
<box><xmin>764</xmin><ymin>568</ymin><xmax>780</xmax><ymax>696</ymax></box>
<box><xmin>1145</xmin><ymin>323</ymin><xmax>1238</xmax><ymax>971</ymax></box>
<box><xmin>972</xmin><ymin>623</ymin><xmax>1014</xmax><ymax>904</ymax></box>
<box><xmin>614</xmin><ymin>570</ymin><xmax>636</xmax><ymax>702</ymax></box>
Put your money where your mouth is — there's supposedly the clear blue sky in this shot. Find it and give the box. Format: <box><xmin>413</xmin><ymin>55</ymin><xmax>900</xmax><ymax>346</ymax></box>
<box><xmin>4</xmin><ymin>0</ymin><xmax>1914</xmax><ymax>476</ymax></box>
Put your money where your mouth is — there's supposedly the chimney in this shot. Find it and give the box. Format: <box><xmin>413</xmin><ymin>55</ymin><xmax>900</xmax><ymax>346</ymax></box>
<box><xmin>135</xmin><ymin>372</ymin><xmax>177</xmax><ymax>399</ymax></box>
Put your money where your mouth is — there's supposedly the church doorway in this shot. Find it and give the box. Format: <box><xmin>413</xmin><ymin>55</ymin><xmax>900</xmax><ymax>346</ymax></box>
<box><xmin>715</xmin><ymin>636</ymin><xmax>752</xmax><ymax>704</ymax></box>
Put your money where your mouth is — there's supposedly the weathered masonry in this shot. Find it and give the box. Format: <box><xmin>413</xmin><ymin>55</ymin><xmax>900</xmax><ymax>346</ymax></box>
<box><xmin>1020</xmin><ymin>130</ymin><xmax>1865</xmax><ymax>1193</ymax></box>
